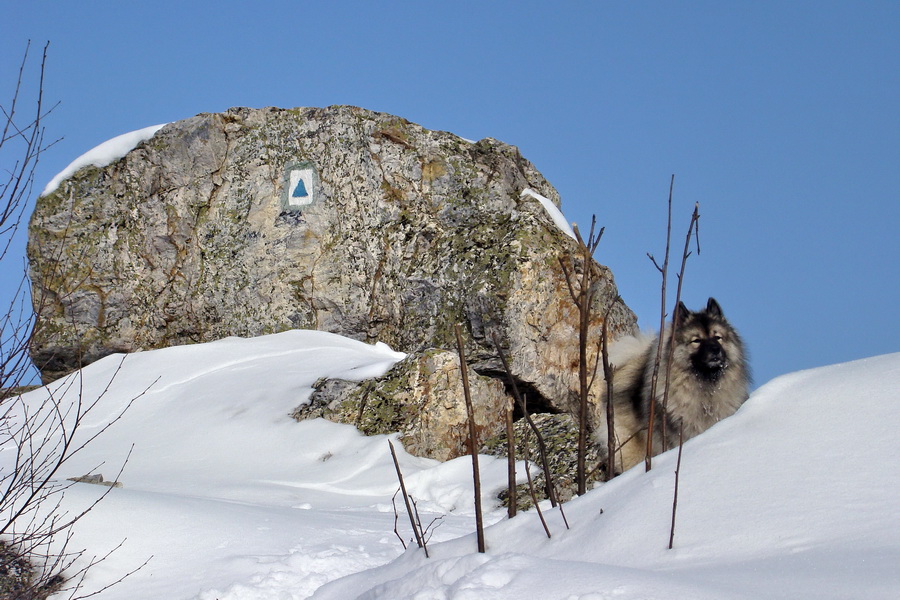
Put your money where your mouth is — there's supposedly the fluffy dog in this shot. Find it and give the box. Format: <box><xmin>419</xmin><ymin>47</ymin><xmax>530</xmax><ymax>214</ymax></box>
<box><xmin>599</xmin><ymin>298</ymin><xmax>750</xmax><ymax>472</ymax></box>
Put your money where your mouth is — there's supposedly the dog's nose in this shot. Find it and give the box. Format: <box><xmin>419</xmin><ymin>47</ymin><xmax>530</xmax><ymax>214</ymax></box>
<box><xmin>704</xmin><ymin>342</ymin><xmax>726</xmax><ymax>367</ymax></box>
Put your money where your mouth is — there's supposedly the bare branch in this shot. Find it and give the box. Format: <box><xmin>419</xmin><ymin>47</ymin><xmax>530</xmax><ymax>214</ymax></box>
<box><xmin>645</xmin><ymin>174</ymin><xmax>676</xmax><ymax>471</ymax></box>
<box><xmin>454</xmin><ymin>324</ymin><xmax>485</xmax><ymax>553</ymax></box>
<box><xmin>390</xmin><ymin>489</ymin><xmax>408</xmax><ymax>550</ymax></box>
<box><xmin>0</xmin><ymin>42</ymin><xmax>144</xmax><ymax>596</ymax></box>
<box><xmin>520</xmin><ymin>393</ymin><xmax>552</xmax><ymax>539</ymax></box>
<box><xmin>491</xmin><ymin>332</ymin><xmax>559</xmax><ymax>508</ymax></box>
<box><xmin>668</xmin><ymin>423</ymin><xmax>686</xmax><ymax>550</ymax></box>
<box><xmin>504</xmin><ymin>397</ymin><xmax>516</xmax><ymax>518</ymax></box>
<box><xmin>387</xmin><ymin>439</ymin><xmax>425</xmax><ymax>555</ymax></box>
<box><xmin>561</xmin><ymin>217</ymin><xmax>605</xmax><ymax>495</ymax></box>
<box><xmin>601</xmin><ymin>301</ymin><xmax>617</xmax><ymax>481</ymax></box>
<box><xmin>662</xmin><ymin>203</ymin><xmax>700</xmax><ymax>550</ymax></box>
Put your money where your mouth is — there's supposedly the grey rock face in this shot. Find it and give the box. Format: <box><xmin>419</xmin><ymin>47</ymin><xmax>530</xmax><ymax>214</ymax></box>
<box><xmin>28</xmin><ymin>105</ymin><xmax>636</xmax><ymax>421</ymax></box>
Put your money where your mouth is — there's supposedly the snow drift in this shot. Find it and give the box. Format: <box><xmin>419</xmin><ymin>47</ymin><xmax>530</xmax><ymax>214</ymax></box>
<box><xmin>5</xmin><ymin>331</ymin><xmax>898</xmax><ymax>599</ymax></box>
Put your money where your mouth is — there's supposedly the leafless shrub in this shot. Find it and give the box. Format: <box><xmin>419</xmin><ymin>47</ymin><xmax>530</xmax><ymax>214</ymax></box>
<box><xmin>644</xmin><ymin>176</ymin><xmax>676</xmax><ymax>472</ymax></box>
<box><xmin>1</xmin><ymin>42</ymin><xmax>150</xmax><ymax>597</ymax></box>
<box><xmin>559</xmin><ymin>218</ymin><xmax>605</xmax><ymax>496</ymax></box>
<box><xmin>388</xmin><ymin>439</ymin><xmax>427</xmax><ymax>557</ymax></box>
<box><xmin>666</xmin><ymin>202</ymin><xmax>700</xmax><ymax>549</ymax></box>
<box><xmin>643</xmin><ymin>176</ymin><xmax>701</xmax><ymax>546</ymax></box>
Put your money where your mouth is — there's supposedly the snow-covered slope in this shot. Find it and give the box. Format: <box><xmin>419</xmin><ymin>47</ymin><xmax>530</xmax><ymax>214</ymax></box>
<box><xmin>313</xmin><ymin>352</ymin><xmax>900</xmax><ymax>600</ymax></box>
<box><xmin>8</xmin><ymin>332</ymin><xmax>899</xmax><ymax>599</ymax></box>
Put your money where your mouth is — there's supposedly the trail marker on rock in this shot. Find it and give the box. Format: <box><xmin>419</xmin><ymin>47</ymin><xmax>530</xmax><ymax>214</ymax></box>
<box><xmin>283</xmin><ymin>162</ymin><xmax>317</xmax><ymax>210</ymax></box>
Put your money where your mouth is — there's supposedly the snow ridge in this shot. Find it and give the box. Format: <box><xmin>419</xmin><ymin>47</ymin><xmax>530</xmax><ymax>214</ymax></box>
<box><xmin>521</xmin><ymin>187</ymin><xmax>577</xmax><ymax>240</ymax></box>
<box><xmin>42</xmin><ymin>123</ymin><xmax>168</xmax><ymax>196</ymax></box>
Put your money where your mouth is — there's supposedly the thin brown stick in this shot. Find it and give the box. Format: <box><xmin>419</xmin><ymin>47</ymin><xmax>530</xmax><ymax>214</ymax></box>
<box><xmin>505</xmin><ymin>397</ymin><xmax>517</xmax><ymax>518</ymax></box>
<box><xmin>660</xmin><ymin>202</ymin><xmax>701</xmax><ymax>451</ymax></box>
<box><xmin>561</xmin><ymin>218</ymin><xmax>604</xmax><ymax>495</ymax></box>
<box><xmin>454</xmin><ymin>325</ymin><xmax>485</xmax><ymax>553</ymax></box>
<box><xmin>388</xmin><ymin>439</ymin><xmax>426</xmax><ymax>555</ymax></box>
<box><xmin>668</xmin><ymin>423</ymin><xmax>686</xmax><ymax>549</ymax></box>
<box><xmin>417</xmin><ymin>508</ymin><xmax>444</xmax><ymax>548</ymax></box>
<box><xmin>601</xmin><ymin>301</ymin><xmax>617</xmax><ymax>480</ymax></box>
<box><xmin>491</xmin><ymin>332</ymin><xmax>559</xmax><ymax>508</ymax></box>
<box><xmin>645</xmin><ymin>175</ymin><xmax>675</xmax><ymax>470</ymax></box>
<box><xmin>521</xmin><ymin>394</ymin><xmax>552</xmax><ymax>539</ymax></box>
<box><xmin>409</xmin><ymin>497</ymin><xmax>432</xmax><ymax>557</ymax></box>
<box><xmin>390</xmin><ymin>490</ymin><xmax>407</xmax><ymax>550</ymax></box>
<box><xmin>664</xmin><ymin>204</ymin><xmax>700</xmax><ymax>550</ymax></box>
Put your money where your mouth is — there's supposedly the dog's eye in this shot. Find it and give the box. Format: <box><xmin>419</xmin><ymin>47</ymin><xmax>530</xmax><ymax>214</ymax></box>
<box><xmin>713</xmin><ymin>334</ymin><xmax>724</xmax><ymax>342</ymax></box>
<box><xmin>691</xmin><ymin>338</ymin><xmax>701</xmax><ymax>345</ymax></box>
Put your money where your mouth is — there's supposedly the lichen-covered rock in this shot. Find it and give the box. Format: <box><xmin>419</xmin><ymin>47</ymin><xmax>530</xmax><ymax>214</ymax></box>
<box><xmin>28</xmin><ymin>105</ymin><xmax>636</xmax><ymax>421</ymax></box>
<box><xmin>293</xmin><ymin>349</ymin><xmax>509</xmax><ymax>461</ymax></box>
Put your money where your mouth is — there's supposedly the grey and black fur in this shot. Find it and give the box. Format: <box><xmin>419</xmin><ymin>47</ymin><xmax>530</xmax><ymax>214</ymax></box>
<box><xmin>599</xmin><ymin>297</ymin><xmax>750</xmax><ymax>472</ymax></box>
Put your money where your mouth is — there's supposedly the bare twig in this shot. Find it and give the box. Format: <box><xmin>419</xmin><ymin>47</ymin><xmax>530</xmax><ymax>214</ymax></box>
<box><xmin>663</xmin><ymin>203</ymin><xmax>700</xmax><ymax>550</ymax></box>
<box><xmin>601</xmin><ymin>300</ymin><xmax>617</xmax><ymax>480</ymax></box>
<box><xmin>491</xmin><ymin>332</ymin><xmax>559</xmax><ymax>508</ymax></box>
<box><xmin>645</xmin><ymin>175</ymin><xmax>675</xmax><ymax>471</ymax></box>
<box><xmin>59</xmin><ymin>544</ymin><xmax>152</xmax><ymax>600</ymax></box>
<box><xmin>418</xmin><ymin>510</ymin><xmax>444</xmax><ymax>547</ymax></box>
<box><xmin>560</xmin><ymin>217</ymin><xmax>604</xmax><ymax>495</ymax></box>
<box><xmin>409</xmin><ymin>497</ymin><xmax>430</xmax><ymax>557</ymax></box>
<box><xmin>504</xmin><ymin>397</ymin><xmax>516</xmax><ymax>518</ymax></box>
<box><xmin>668</xmin><ymin>423</ymin><xmax>686</xmax><ymax>550</ymax></box>
<box><xmin>454</xmin><ymin>325</ymin><xmax>485</xmax><ymax>553</ymax></box>
<box><xmin>521</xmin><ymin>394</ymin><xmax>551</xmax><ymax>539</ymax></box>
<box><xmin>660</xmin><ymin>202</ymin><xmax>701</xmax><ymax>452</ymax></box>
<box><xmin>391</xmin><ymin>490</ymin><xmax>407</xmax><ymax>550</ymax></box>
<box><xmin>0</xmin><ymin>42</ymin><xmax>148</xmax><ymax>597</ymax></box>
<box><xmin>388</xmin><ymin>439</ymin><xmax>426</xmax><ymax>556</ymax></box>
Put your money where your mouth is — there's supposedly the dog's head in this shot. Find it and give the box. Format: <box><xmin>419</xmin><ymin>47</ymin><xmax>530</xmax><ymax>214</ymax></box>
<box><xmin>675</xmin><ymin>297</ymin><xmax>738</xmax><ymax>381</ymax></box>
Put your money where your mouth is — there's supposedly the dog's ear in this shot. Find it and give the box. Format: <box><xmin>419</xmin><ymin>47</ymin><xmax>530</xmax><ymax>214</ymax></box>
<box><xmin>676</xmin><ymin>301</ymin><xmax>691</xmax><ymax>324</ymax></box>
<box><xmin>706</xmin><ymin>297</ymin><xmax>723</xmax><ymax>317</ymax></box>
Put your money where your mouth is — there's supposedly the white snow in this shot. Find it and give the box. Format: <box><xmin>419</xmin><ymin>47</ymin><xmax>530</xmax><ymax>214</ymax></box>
<box><xmin>6</xmin><ymin>331</ymin><xmax>899</xmax><ymax>599</ymax></box>
<box><xmin>41</xmin><ymin>123</ymin><xmax>168</xmax><ymax>196</ymax></box>
<box><xmin>521</xmin><ymin>188</ymin><xmax>577</xmax><ymax>240</ymax></box>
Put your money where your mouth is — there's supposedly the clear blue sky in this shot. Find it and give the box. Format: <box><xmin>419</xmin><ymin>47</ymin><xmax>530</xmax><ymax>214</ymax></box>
<box><xmin>3</xmin><ymin>1</ymin><xmax>898</xmax><ymax>388</ymax></box>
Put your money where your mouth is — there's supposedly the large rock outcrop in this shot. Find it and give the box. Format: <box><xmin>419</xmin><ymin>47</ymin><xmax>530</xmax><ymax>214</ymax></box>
<box><xmin>28</xmin><ymin>105</ymin><xmax>636</xmax><ymax>424</ymax></box>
